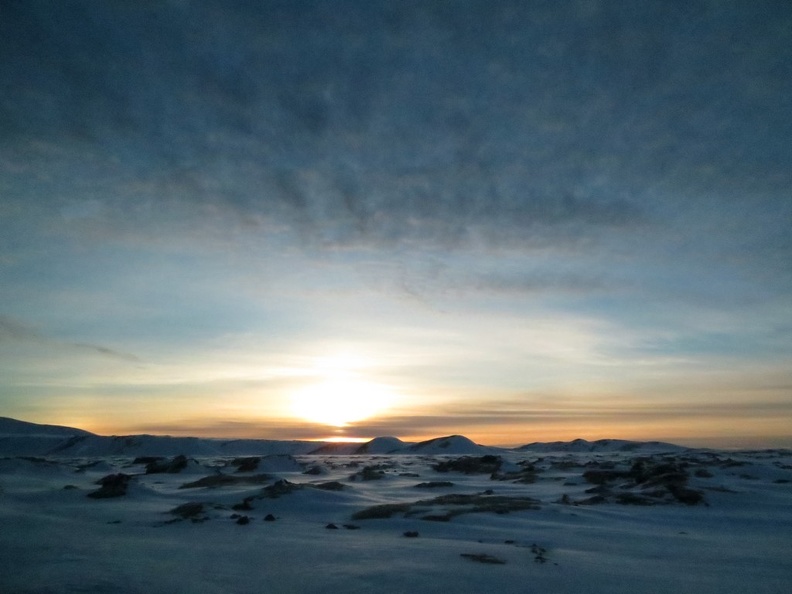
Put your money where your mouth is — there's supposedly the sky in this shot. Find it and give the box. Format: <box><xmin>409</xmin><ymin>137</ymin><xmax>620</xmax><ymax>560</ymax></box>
<box><xmin>1</xmin><ymin>0</ymin><xmax>791</xmax><ymax>447</ymax></box>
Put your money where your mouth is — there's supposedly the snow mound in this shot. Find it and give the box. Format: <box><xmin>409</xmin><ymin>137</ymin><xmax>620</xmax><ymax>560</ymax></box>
<box><xmin>256</xmin><ymin>454</ymin><xmax>304</xmax><ymax>473</ymax></box>
<box><xmin>354</xmin><ymin>436</ymin><xmax>406</xmax><ymax>454</ymax></box>
<box><xmin>406</xmin><ymin>435</ymin><xmax>491</xmax><ymax>455</ymax></box>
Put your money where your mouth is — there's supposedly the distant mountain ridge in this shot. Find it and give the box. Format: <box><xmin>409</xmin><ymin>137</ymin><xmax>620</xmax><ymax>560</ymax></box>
<box><xmin>0</xmin><ymin>417</ymin><xmax>686</xmax><ymax>457</ymax></box>
<box><xmin>0</xmin><ymin>417</ymin><xmax>95</xmax><ymax>437</ymax></box>
<box><xmin>517</xmin><ymin>437</ymin><xmax>685</xmax><ymax>453</ymax></box>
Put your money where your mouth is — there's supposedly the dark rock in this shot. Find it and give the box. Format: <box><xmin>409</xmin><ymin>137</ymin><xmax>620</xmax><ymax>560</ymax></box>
<box><xmin>231</xmin><ymin>457</ymin><xmax>261</xmax><ymax>473</ymax></box>
<box><xmin>351</xmin><ymin>503</ymin><xmax>411</xmax><ymax>520</ymax></box>
<box><xmin>232</xmin><ymin>497</ymin><xmax>254</xmax><ymax>511</ymax></box>
<box><xmin>96</xmin><ymin>473</ymin><xmax>130</xmax><ymax>486</ymax></box>
<box><xmin>403</xmin><ymin>531</ymin><xmax>419</xmax><ymax>538</ymax></box>
<box><xmin>264</xmin><ymin>514</ymin><xmax>276</xmax><ymax>522</ymax></box>
<box><xmin>719</xmin><ymin>458</ymin><xmax>748</xmax><ymax>468</ymax></box>
<box><xmin>492</xmin><ymin>468</ymin><xmax>537</xmax><ymax>483</ymax></box>
<box><xmin>349</xmin><ymin>465</ymin><xmax>387</xmax><ymax>481</ymax></box>
<box><xmin>615</xmin><ymin>493</ymin><xmax>656</xmax><ymax>506</ymax></box>
<box><xmin>170</xmin><ymin>502</ymin><xmax>204</xmax><ymax>519</ymax></box>
<box><xmin>584</xmin><ymin>485</ymin><xmax>612</xmax><ymax>495</ymax></box>
<box><xmin>87</xmin><ymin>473</ymin><xmax>131</xmax><ymax>498</ymax></box>
<box><xmin>582</xmin><ymin>469</ymin><xmax>631</xmax><ymax>485</ymax></box>
<box><xmin>414</xmin><ymin>481</ymin><xmax>454</xmax><ymax>489</ymax></box>
<box><xmin>420</xmin><ymin>493</ymin><xmax>540</xmax><ymax>514</ymax></box>
<box><xmin>433</xmin><ymin>455</ymin><xmax>502</xmax><ymax>474</ymax></box>
<box><xmin>236</xmin><ymin>515</ymin><xmax>250</xmax><ymax>525</ymax></box>
<box><xmin>343</xmin><ymin>524</ymin><xmax>360</xmax><ymax>530</ymax></box>
<box><xmin>642</xmin><ymin>471</ymin><xmax>688</xmax><ymax>488</ymax></box>
<box><xmin>74</xmin><ymin>460</ymin><xmax>105</xmax><ymax>473</ymax></box>
<box><xmin>422</xmin><ymin>514</ymin><xmax>452</xmax><ymax>521</ymax></box>
<box><xmin>133</xmin><ymin>456</ymin><xmax>164</xmax><ymax>465</ymax></box>
<box><xmin>179</xmin><ymin>473</ymin><xmax>272</xmax><ymax>489</ymax></box>
<box><xmin>311</xmin><ymin>481</ymin><xmax>345</xmax><ymax>491</ymax></box>
<box><xmin>352</xmin><ymin>493</ymin><xmax>540</xmax><ymax>521</ymax></box>
<box><xmin>146</xmin><ymin>455</ymin><xmax>189</xmax><ymax>474</ymax></box>
<box><xmin>303</xmin><ymin>465</ymin><xmax>323</xmax><ymax>475</ymax></box>
<box><xmin>460</xmin><ymin>553</ymin><xmax>505</xmax><ymax>564</ymax></box>
<box><xmin>325</xmin><ymin>523</ymin><xmax>339</xmax><ymax>530</ymax></box>
<box><xmin>531</xmin><ymin>544</ymin><xmax>549</xmax><ymax>563</ymax></box>
<box><xmin>552</xmin><ymin>459</ymin><xmax>582</xmax><ymax>470</ymax></box>
<box><xmin>578</xmin><ymin>495</ymin><xmax>607</xmax><ymax>505</ymax></box>
<box><xmin>669</xmin><ymin>485</ymin><xmax>705</xmax><ymax>505</ymax></box>
<box><xmin>263</xmin><ymin>479</ymin><xmax>302</xmax><ymax>498</ymax></box>
<box><xmin>642</xmin><ymin>488</ymin><xmax>670</xmax><ymax>500</ymax></box>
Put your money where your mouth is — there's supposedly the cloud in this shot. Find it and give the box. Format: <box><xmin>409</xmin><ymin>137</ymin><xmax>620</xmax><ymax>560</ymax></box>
<box><xmin>345</xmin><ymin>396</ymin><xmax>792</xmax><ymax>438</ymax></box>
<box><xmin>125</xmin><ymin>389</ymin><xmax>792</xmax><ymax>442</ymax></box>
<box><xmin>0</xmin><ymin>315</ymin><xmax>39</xmax><ymax>341</ymax></box>
<box><xmin>3</xmin><ymin>0</ymin><xmax>789</xmax><ymax>255</ymax></box>
<box><xmin>124</xmin><ymin>419</ymin><xmax>341</xmax><ymax>441</ymax></box>
<box><xmin>0</xmin><ymin>315</ymin><xmax>140</xmax><ymax>362</ymax></box>
<box><xmin>69</xmin><ymin>343</ymin><xmax>141</xmax><ymax>363</ymax></box>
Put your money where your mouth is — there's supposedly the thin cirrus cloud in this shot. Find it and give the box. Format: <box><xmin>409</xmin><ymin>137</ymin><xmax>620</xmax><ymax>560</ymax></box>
<box><xmin>0</xmin><ymin>1</ymin><xmax>791</xmax><ymax>445</ymax></box>
<box><xmin>0</xmin><ymin>315</ymin><xmax>140</xmax><ymax>363</ymax></box>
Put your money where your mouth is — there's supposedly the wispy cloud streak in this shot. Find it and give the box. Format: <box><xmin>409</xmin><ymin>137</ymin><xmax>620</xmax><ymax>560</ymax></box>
<box><xmin>0</xmin><ymin>315</ymin><xmax>140</xmax><ymax>362</ymax></box>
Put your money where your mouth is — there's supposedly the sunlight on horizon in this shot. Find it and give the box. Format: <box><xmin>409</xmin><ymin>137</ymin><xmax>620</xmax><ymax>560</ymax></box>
<box><xmin>290</xmin><ymin>378</ymin><xmax>396</xmax><ymax>427</ymax></box>
<box><xmin>288</xmin><ymin>352</ymin><xmax>398</xmax><ymax>427</ymax></box>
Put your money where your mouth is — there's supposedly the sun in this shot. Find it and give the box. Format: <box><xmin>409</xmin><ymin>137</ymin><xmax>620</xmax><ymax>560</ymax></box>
<box><xmin>290</xmin><ymin>375</ymin><xmax>394</xmax><ymax>428</ymax></box>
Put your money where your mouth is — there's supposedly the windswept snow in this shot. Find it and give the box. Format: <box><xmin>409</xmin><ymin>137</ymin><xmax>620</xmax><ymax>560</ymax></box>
<box><xmin>1</xmin><ymin>419</ymin><xmax>790</xmax><ymax>593</ymax></box>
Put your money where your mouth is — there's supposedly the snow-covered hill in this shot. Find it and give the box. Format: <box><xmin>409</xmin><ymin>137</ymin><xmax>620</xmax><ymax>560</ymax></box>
<box><xmin>0</xmin><ymin>416</ymin><xmax>94</xmax><ymax>437</ymax></box>
<box><xmin>0</xmin><ymin>417</ymin><xmax>96</xmax><ymax>456</ymax></box>
<box><xmin>516</xmin><ymin>438</ymin><xmax>686</xmax><ymax>453</ymax></box>
<box><xmin>353</xmin><ymin>436</ymin><xmax>406</xmax><ymax>454</ymax></box>
<box><xmin>403</xmin><ymin>435</ymin><xmax>496</xmax><ymax>455</ymax></box>
<box><xmin>0</xmin><ymin>417</ymin><xmax>690</xmax><ymax>458</ymax></box>
<box><xmin>0</xmin><ymin>418</ymin><xmax>319</xmax><ymax>457</ymax></box>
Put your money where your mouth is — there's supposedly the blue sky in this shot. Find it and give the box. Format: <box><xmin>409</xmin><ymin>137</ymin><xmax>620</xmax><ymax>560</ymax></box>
<box><xmin>1</xmin><ymin>1</ymin><xmax>790</xmax><ymax>446</ymax></box>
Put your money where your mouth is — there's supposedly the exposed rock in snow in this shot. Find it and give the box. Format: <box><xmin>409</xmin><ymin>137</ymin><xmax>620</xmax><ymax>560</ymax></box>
<box><xmin>144</xmin><ymin>455</ymin><xmax>190</xmax><ymax>474</ymax></box>
<box><xmin>87</xmin><ymin>473</ymin><xmax>132</xmax><ymax>498</ymax></box>
<box><xmin>432</xmin><ymin>455</ymin><xmax>503</xmax><ymax>474</ymax></box>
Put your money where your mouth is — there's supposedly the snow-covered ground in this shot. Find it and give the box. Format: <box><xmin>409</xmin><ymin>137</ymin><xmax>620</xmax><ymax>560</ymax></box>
<box><xmin>1</xmin><ymin>419</ymin><xmax>790</xmax><ymax>593</ymax></box>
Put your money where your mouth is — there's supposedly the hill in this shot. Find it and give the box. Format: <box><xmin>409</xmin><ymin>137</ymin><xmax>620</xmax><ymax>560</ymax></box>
<box><xmin>516</xmin><ymin>438</ymin><xmax>686</xmax><ymax>453</ymax></box>
<box><xmin>0</xmin><ymin>417</ymin><xmax>689</xmax><ymax>457</ymax></box>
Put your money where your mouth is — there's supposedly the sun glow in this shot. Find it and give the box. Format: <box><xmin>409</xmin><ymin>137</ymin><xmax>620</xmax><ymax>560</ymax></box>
<box><xmin>291</xmin><ymin>377</ymin><xmax>394</xmax><ymax>427</ymax></box>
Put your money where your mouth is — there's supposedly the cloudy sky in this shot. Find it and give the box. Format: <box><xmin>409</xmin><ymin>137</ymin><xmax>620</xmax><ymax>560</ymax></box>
<box><xmin>1</xmin><ymin>0</ymin><xmax>790</xmax><ymax>446</ymax></box>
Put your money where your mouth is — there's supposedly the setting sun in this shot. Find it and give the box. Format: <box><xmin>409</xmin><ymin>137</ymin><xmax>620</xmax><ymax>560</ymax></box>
<box><xmin>290</xmin><ymin>377</ymin><xmax>394</xmax><ymax>427</ymax></box>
